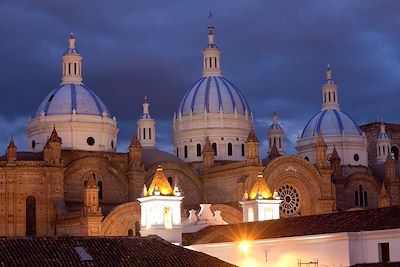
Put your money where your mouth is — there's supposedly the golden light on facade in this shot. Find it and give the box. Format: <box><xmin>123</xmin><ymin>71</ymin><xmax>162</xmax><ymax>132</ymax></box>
<box><xmin>249</xmin><ymin>172</ymin><xmax>272</xmax><ymax>200</ymax></box>
<box><xmin>147</xmin><ymin>165</ymin><xmax>173</xmax><ymax>196</ymax></box>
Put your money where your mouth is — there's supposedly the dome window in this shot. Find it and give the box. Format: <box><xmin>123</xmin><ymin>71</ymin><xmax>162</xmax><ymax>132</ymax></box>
<box><xmin>31</xmin><ymin>140</ymin><xmax>36</xmax><ymax>149</ymax></box>
<box><xmin>353</xmin><ymin>154</ymin><xmax>359</xmax><ymax>162</ymax></box>
<box><xmin>212</xmin><ymin>143</ymin><xmax>217</xmax><ymax>155</ymax></box>
<box><xmin>87</xmin><ymin>137</ymin><xmax>95</xmax><ymax>146</ymax></box>
<box><xmin>111</xmin><ymin>140</ymin><xmax>114</xmax><ymax>149</ymax></box>
<box><xmin>184</xmin><ymin>145</ymin><xmax>188</xmax><ymax>158</ymax></box>
<box><xmin>196</xmin><ymin>144</ymin><xmax>201</xmax><ymax>157</ymax></box>
<box><xmin>305</xmin><ymin>157</ymin><xmax>309</xmax><ymax>161</ymax></box>
<box><xmin>241</xmin><ymin>144</ymin><xmax>245</xmax><ymax>157</ymax></box>
<box><xmin>228</xmin><ymin>143</ymin><xmax>233</xmax><ymax>156</ymax></box>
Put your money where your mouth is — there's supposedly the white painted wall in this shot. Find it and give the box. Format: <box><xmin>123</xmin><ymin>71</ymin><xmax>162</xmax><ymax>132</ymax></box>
<box><xmin>188</xmin><ymin>229</ymin><xmax>400</xmax><ymax>267</ymax></box>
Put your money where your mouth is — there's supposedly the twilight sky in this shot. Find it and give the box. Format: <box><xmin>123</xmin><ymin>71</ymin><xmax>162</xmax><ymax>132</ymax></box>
<box><xmin>0</xmin><ymin>1</ymin><xmax>399</xmax><ymax>157</ymax></box>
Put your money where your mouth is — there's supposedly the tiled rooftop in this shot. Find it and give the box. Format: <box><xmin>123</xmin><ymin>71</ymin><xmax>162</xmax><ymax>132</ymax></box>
<box><xmin>184</xmin><ymin>206</ymin><xmax>400</xmax><ymax>245</ymax></box>
<box><xmin>0</xmin><ymin>236</ymin><xmax>234</xmax><ymax>267</ymax></box>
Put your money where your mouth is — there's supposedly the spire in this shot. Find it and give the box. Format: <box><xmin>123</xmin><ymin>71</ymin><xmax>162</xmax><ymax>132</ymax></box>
<box><xmin>202</xmin><ymin>12</ymin><xmax>222</xmax><ymax>77</ymax></box>
<box><xmin>272</xmin><ymin>110</ymin><xmax>278</xmax><ymax>124</ymax></box>
<box><xmin>48</xmin><ymin>126</ymin><xmax>62</xmax><ymax>143</ymax></box>
<box><xmin>69</xmin><ymin>33</ymin><xmax>76</xmax><ymax>49</ymax></box>
<box><xmin>379</xmin><ymin>183</ymin><xmax>390</xmax><ymax>208</ymax></box>
<box><xmin>147</xmin><ymin>165</ymin><xmax>173</xmax><ymax>196</ymax></box>
<box><xmin>246</xmin><ymin>128</ymin><xmax>259</xmax><ymax>142</ymax></box>
<box><xmin>249</xmin><ymin>172</ymin><xmax>272</xmax><ymax>200</ymax></box>
<box><xmin>62</xmin><ymin>33</ymin><xmax>83</xmax><ymax>85</ymax></box>
<box><xmin>7</xmin><ymin>136</ymin><xmax>16</xmax><ymax>149</ymax></box>
<box><xmin>321</xmin><ymin>64</ymin><xmax>340</xmax><ymax>110</ymax></box>
<box><xmin>268</xmin><ymin>143</ymin><xmax>281</xmax><ymax>161</ymax></box>
<box><xmin>6</xmin><ymin>136</ymin><xmax>17</xmax><ymax>163</ymax></box>
<box><xmin>326</xmin><ymin>64</ymin><xmax>332</xmax><ymax>80</ymax></box>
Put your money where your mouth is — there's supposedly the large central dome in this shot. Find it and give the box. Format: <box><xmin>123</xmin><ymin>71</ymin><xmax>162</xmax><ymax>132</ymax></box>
<box><xmin>177</xmin><ymin>76</ymin><xmax>250</xmax><ymax>116</ymax></box>
<box><xmin>173</xmin><ymin>24</ymin><xmax>252</xmax><ymax>163</ymax></box>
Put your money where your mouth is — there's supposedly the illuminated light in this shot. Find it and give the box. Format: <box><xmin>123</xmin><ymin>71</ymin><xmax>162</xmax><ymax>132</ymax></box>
<box><xmin>239</xmin><ymin>241</ymin><xmax>250</xmax><ymax>254</ymax></box>
<box><xmin>249</xmin><ymin>172</ymin><xmax>272</xmax><ymax>200</ymax></box>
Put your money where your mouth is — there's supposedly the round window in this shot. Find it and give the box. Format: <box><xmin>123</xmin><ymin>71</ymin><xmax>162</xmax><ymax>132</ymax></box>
<box><xmin>304</xmin><ymin>156</ymin><xmax>309</xmax><ymax>161</ymax></box>
<box><xmin>31</xmin><ymin>140</ymin><xmax>36</xmax><ymax>149</ymax></box>
<box><xmin>87</xmin><ymin>137</ymin><xmax>95</xmax><ymax>146</ymax></box>
<box><xmin>354</xmin><ymin>154</ymin><xmax>359</xmax><ymax>162</ymax></box>
<box><xmin>278</xmin><ymin>184</ymin><xmax>300</xmax><ymax>216</ymax></box>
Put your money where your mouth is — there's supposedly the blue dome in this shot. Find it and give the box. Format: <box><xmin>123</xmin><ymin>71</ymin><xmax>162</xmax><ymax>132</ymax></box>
<box><xmin>268</xmin><ymin>124</ymin><xmax>283</xmax><ymax>132</ymax></box>
<box><xmin>34</xmin><ymin>83</ymin><xmax>111</xmax><ymax>118</ymax></box>
<box><xmin>301</xmin><ymin>109</ymin><xmax>362</xmax><ymax>138</ymax></box>
<box><xmin>177</xmin><ymin>76</ymin><xmax>250</xmax><ymax>116</ymax></box>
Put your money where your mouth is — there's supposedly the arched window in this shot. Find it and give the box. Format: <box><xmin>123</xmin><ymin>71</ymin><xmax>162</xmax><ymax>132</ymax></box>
<box><xmin>328</xmin><ymin>92</ymin><xmax>331</xmax><ymax>101</ymax></box>
<box><xmin>68</xmin><ymin>63</ymin><xmax>71</xmax><ymax>75</ymax></box>
<box><xmin>355</xmin><ymin>184</ymin><xmax>368</xmax><ymax>207</ymax></box>
<box><xmin>143</xmin><ymin>128</ymin><xmax>146</xmax><ymax>140</ymax></box>
<box><xmin>176</xmin><ymin>148</ymin><xmax>179</xmax><ymax>158</ymax></box>
<box><xmin>74</xmin><ymin>63</ymin><xmax>77</xmax><ymax>75</ymax></box>
<box><xmin>228</xmin><ymin>143</ymin><xmax>233</xmax><ymax>156</ymax></box>
<box><xmin>149</xmin><ymin>128</ymin><xmax>152</xmax><ymax>140</ymax></box>
<box><xmin>333</xmin><ymin>92</ymin><xmax>336</xmax><ymax>102</ymax></box>
<box><xmin>209</xmin><ymin>57</ymin><xmax>212</xmax><ymax>68</ymax></box>
<box><xmin>98</xmin><ymin>181</ymin><xmax>103</xmax><ymax>200</ymax></box>
<box><xmin>196</xmin><ymin>144</ymin><xmax>201</xmax><ymax>157</ymax></box>
<box><xmin>391</xmin><ymin>146</ymin><xmax>399</xmax><ymax>160</ymax></box>
<box><xmin>214</xmin><ymin>57</ymin><xmax>217</xmax><ymax>68</ymax></box>
<box><xmin>168</xmin><ymin>177</ymin><xmax>173</xmax><ymax>187</ymax></box>
<box><xmin>128</xmin><ymin>229</ymin><xmax>133</xmax><ymax>236</ymax></box>
<box><xmin>212</xmin><ymin>143</ymin><xmax>217</xmax><ymax>155</ymax></box>
<box><xmin>84</xmin><ymin>180</ymin><xmax>88</xmax><ymax>187</ymax></box>
<box><xmin>184</xmin><ymin>145</ymin><xmax>188</xmax><ymax>158</ymax></box>
<box><xmin>26</xmin><ymin>196</ymin><xmax>36</xmax><ymax>236</ymax></box>
<box><xmin>279</xmin><ymin>138</ymin><xmax>282</xmax><ymax>148</ymax></box>
<box><xmin>241</xmin><ymin>143</ymin><xmax>245</xmax><ymax>157</ymax></box>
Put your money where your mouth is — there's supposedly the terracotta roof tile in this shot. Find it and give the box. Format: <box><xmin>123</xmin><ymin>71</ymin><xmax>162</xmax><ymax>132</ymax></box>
<box><xmin>0</xmin><ymin>236</ymin><xmax>234</xmax><ymax>267</ymax></box>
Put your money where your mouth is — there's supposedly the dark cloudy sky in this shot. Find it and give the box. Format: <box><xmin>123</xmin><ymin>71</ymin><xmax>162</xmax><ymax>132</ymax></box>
<box><xmin>1</xmin><ymin>1</ymin><xmax>399</xmax><ymax>157</ymax></box>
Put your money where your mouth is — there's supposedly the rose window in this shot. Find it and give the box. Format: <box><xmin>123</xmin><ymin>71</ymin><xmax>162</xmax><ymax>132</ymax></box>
<box><xmin>278</xmin><ymin>184</ymin><xmax>300</xmax><ymax>215</ymax></box>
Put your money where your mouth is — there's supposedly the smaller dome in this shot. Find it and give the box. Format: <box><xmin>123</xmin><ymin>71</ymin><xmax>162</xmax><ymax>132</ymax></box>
<box><xmin>34</xmin><ymin>84</ymin><xmax>111</xmax><ymax>118</ymax></box>
<box><xmin>378</xmin><ymin>132</ymin><xmax>389</xmax><ymax>140</ymax></box>
<box><xmin>301</xmin><ymin>109</ymin><xmax>362</xmax><ymax>138</ymax></box>
<box><xmin>268</xmin><ymin>124</ymin><xmax>283</xmax><ymax>132</ymax></box>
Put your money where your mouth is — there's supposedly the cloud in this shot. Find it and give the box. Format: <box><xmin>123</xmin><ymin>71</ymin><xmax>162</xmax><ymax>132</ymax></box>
<box><xmin>1</xmin><ymin>1</ymin><xmax>400</xmax><ymax>155</ymax></box>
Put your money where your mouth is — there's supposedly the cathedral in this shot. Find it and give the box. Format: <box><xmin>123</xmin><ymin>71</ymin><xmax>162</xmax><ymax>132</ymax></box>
<box><xmin>0</xmin><ymin>21</ymin><xmax>399</xmax><ymax>238</ymax></box>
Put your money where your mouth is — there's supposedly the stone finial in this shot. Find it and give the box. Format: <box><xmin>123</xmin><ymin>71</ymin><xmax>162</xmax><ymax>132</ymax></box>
<box><xmin>129</xmin><ymin>135</ymin><xmax>142</xmax><ymax>148</ymax></box>
<box><xmin>48</xmin><ymin>126</ymin><xmax>62</xmax><ymax>143</ymax></box>
<box><xmin>85</xmin><ymin>174</ymin><xmax>98</xmax><ymax>189</ymax></box>
<box><xmin>6</xmin><ymin>136</ymin><xmax>17</xmax><ymax>163</ymax></box>
<box><xmin>246</xmin><ymin>128</ymin><xmax>259</xmax><ymax>143</ymax></box>
<box><xmin>379</xmin><ymin>183</ymin><xmax>390</xmax><ymax>208</ymax></box>
<box><xmin>326</xmin><ymin>64</ymin><xmax>332</xmax><ymax>80</ymax></box>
